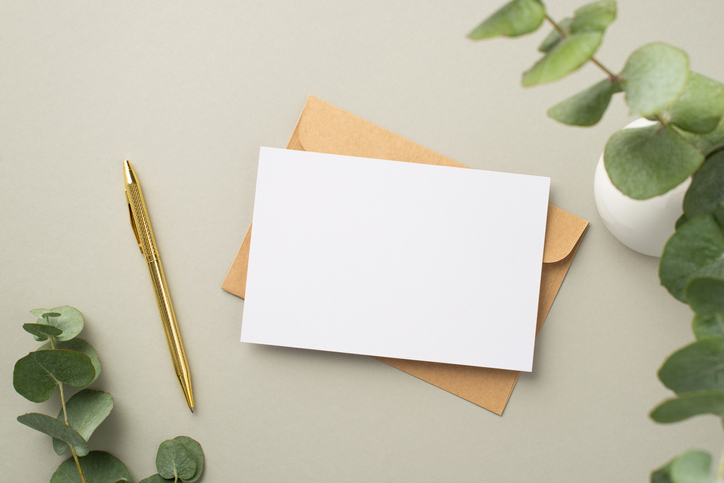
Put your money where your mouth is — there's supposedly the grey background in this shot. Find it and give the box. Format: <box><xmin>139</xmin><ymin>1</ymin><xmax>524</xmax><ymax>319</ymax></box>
<box><xmin>1</xmin><ymin>1</ymin><xmax>722</xmax><ymax>481</ymax></box>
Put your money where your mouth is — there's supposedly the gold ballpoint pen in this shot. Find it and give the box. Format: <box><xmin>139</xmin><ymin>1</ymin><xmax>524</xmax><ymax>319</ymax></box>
<box><xmin>124</xmin><ymin>160</ymin><xmax>195</xmax><ymax>413</ymax></box>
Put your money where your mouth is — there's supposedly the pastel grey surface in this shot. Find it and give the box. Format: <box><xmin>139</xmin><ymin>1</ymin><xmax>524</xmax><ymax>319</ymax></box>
<box><xmin>1</xmin><ymin>1</ymin><xmax>721</xmax><ymax>481</ymax></box>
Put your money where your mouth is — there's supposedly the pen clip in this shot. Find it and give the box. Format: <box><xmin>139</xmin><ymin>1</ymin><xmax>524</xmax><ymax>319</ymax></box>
<box><xmin>126</xmin><ymin>191</ymin><xmax>143</xmax><ymax>255</ymax></box>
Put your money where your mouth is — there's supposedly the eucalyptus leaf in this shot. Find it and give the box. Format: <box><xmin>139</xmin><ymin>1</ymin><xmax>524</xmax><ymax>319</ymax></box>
<box><xmin>13</xmin><ymin>350</ymin><xmax>97</xmax><ymax>403</ymax></box>
<box><xmin>660</xmin><ymin>213</ymin><xmax>724</xmax><ymax>301</ymax></box>
<box><xmin>603</xmin><ymin>123</ymin><xmax>703</xmax><ymax>199</ymax></box>
<box><xmin>548</xmin><ymin>78</ymin><xmax>620</xmax><ymax>126</ymax></box>
<box><xmin>693</xmin><ymin>314</ymin><xmax>724</xmax><ymax>340</ymax></box>
<box><xmin>31</xmin><ymin>306</ymin><xmax>84</xmax><ymax>342</ymax></box>
<box><xmin>523</xmin><ymin>31</ymin><xmax>603</xmax><ymax>86</ymax></box>
<box><xmin>139</xmin><ymin>475</ymin><xmax>168</xmax><ymax>483</ymax></box>
<box><xmin>669</xmin><ymin>73</ymin><xmax>724</xmax><ymax>134</ymax></box>
<box><xmin>174</xmin><ymin>436</ymin><xmax>204</xmax><ymax>482</ymax></box>
<box><xmin>468</xmin><ymin>0</ymin><xmax>545</xmax><ymax>40</ymax></box>
<box><xmin>51</xmin><ymin>451</ymin><xmax>131</xmax><ymax>483</ymax></box>
<box><xmin>40</xmin><ymin>338</ymin><xmax>101</xmax><ymax>385</ymax></box>
<box><xmin>683</xmin><ymin>151</ymin><xmax>724</xmax><ymax>218</ymax></box>
<box><xmin>659</xmin><ymin>337</ymin><xmax>724</xmax><ymax>393</ymax></box>
<box><xmin>686</xmin><ymin>277</ymin><xmax>724</xmax><ymax>318</ymax></box>
<box><xmin>23</xmin><ymin>323</ymin><xmax>63</xmax><ymax>341</ymax></box>
<box><xmin>651</xmin><ymin>450</ymin><xmax>714</xmax><ymax>483</ymax></box>
<box><xmin>620</xmin><ymin>43</ymin><xmax>689</xmax><ymax>116</ymax></box>
<box><xmin>17</xmin><ymin>413</ymin><xmax>89</xmax><ymax>457</ymax></box>
<box><xmin>650</xmin><ymin>391</ymin><xmax>724</xmax><ymax>423</ymax></box>
<box><xmin>569</xmin><ymin>0</ymin><xmax>616</xmax><ymax>33</ymax></box>
<box><xmin>53</xmin><ymin>390</ymin><xmax>114</xmax><ymax>456</ymax></box>
<box><xmin>676</xmin><ymin>214</ymin><xmax>689</xmax><ymax>230</ymax></box>
<box><xmin>156</xmin><ymin>439</ymin><xmax>196</xmax><ymax>481</ymax></box>
<box><xmin>538</xmin><ymin>18</ymin><xmax>571</xmax><ymax>53</ymax></box>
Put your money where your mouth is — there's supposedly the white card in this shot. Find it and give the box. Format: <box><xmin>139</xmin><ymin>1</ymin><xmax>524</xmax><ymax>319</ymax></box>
<box><xmin>241</xmin><ymin>147</ymin><xmax>550</xmax><ymax>371</ymax></box>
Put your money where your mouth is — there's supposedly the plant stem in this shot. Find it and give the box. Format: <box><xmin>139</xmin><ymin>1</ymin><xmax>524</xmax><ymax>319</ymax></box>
<box><xmin>71</xmin><ymin>448</ymin><xmax>87</xmax><ymax>483</ymax></box>
<box><xmin>51</xmin><ymin>337</ymin><xmax>87</xmax><ymax>483</ymax></box>
<box><xmin>544</xmin><ymin>14</ymin><xmax>619</xmax><ymax>80</ymax></box>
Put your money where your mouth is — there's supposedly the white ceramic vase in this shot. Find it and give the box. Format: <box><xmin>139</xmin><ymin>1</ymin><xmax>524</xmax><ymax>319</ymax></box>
<box><xmin>593</xmin><ymin>118</ymin><xmax>691</xmax><ymax>257</ymax></box>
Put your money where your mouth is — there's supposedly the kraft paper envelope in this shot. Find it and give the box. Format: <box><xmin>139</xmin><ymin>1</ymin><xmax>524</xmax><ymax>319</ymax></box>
<box><xmin>223</xmin><ymin>95</ymin><xmax>589</xmax><ymax>415</ymax></box>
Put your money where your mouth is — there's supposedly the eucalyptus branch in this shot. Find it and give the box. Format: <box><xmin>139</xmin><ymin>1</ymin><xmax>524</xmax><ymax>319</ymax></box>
<box><xmin>14</xmin><ymin>306</ymin><xmax>205</xmax><ymax>482</ymax></box>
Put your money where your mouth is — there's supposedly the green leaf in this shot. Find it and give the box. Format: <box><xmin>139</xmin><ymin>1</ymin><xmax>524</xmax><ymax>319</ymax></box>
<box><xmin>17</xmin><ymin>413</ymin><xmax>89</xmax><ymax>457</ymax></box>
<box><xmin>651</xmin><ymin>450</ymin><xmax>714</xmax><ymax>483</ymax></box>
<box><xmin>23</xmin><ymin>323</ymin><xmax>63</xmax><ymax>341</ymax></box>
<box><xmin>569</xmin><ymin>0</ymin><xmax>616</xmax><ymax>33</ymax></box>
<box><xmin>139</xmin><ymin>475</ymin><xmax>168</xmax><ymax>483</ymax></box>
<box><xmin>669</xmin><ymin>73</ymin><xmax>724</xmax><ymax>134</ymax></box>
<box><xmin>523</xmin><ymin>31</ymin><xmax>603</xmax><ymax>86</ymax></box>
<box><xmin>53</xmin><ymin>390</ymin><xmax>114</xmax><ymax>456</ymax></box>
<box><xmin>620</xmin><ymin>43</ymin><xmax>690</xmax><ymax>116</ymax></box>
<box><xmin>468</xmin><ymin>0</ymin><xmax>545</xmax><ymax>40</ymax></box>
<box><xmin>650</xmin><ymin>391</ymin><xmax>724</xmax><ymax>423</ymax></box>
<box><xmin>538</xmin><ymin>18</ymin><xmax>571</xmax><ymax>53</ymax></box>
<box><xmin>41</xmin><ymin>338</ymin><xmax>101</xmax><ymax>385</ymax></box>
<box><xmin>686</xmin><ymin>277</ymin><xmax>724</xmax><ymax>318</ymax></box>
<box><xmin>676</xmin><ymin>214</ymin><xmax>689</xmax><ymax>230</ymax></box>
<box><xmin>174</xmin><ymin>436</ymin><xmax>204</xmax><ymax>482</ymax></box>
<box><xmin>156</xmin><ymin>439</ymin><xmax>196</xmax><ymax>481</ymax></box>
<box><xmin>698</xmin><ymin>121</ymin><xmax>724</xmax><ymax>156</ymax></box>
<box><xmin>603</xmin><ymin>123</ymin><xmax>703</xmax><ymax>199</ymax></box>
<box><xmin>31</xmin><ymin>306</ymin><xmax>84</xmax><ymax>341</ymax></box>
<box><xmin>659</xmin><ymin>338</ymin><xmax>724</xmax><ymax>393</ymax></box>
<box><xmin>548</xmin><ymin>78</ymin><xmax>621</xmax><ymax>126</ymax></box>
<box><xmin>51</xmin><ymin>451</ymin><xmax>131</xmax><ymax>483</ymax></box>
<box><xmin>13</xmin><ymin>350</ymin><xmax>97</xmax><ymax>402</ymax></box>
<box><xmin>683</xmin><ymin>151</ymin><xmax>724</xmax><ymax>218</ymax></box>
<box><xmin>693</xmin><ymin>314</ymin><xmax>724</xmax><ymax>340</ymax></box>
<box><xmin>660</xmin><ymin>214</ymin><xmax>724</xmax><ymax>301</ymax></box>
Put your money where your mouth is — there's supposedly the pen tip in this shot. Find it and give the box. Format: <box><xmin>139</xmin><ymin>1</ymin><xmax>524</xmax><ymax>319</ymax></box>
<box><xmin>190</xmin><ymin>407</ymin><xmax>194</xmax><ymax>414</ymax></box>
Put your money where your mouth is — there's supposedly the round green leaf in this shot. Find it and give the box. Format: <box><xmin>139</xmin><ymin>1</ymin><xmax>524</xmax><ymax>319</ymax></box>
<box><xmin>174</xmin><ymin>436</ymin><xmax>204</xmax><ymax>482</ymax></box>
<box><xmin>686</xmin><ymin>277</ymin><xmax>724</xmax><ymax>318</ymax></box>
<box><xmin>51</xmin><ymin>451</ymin><xmax>131</xmax><ymax>483</ymax></box>
<box><xmin>548</xmin><ymin>78</ymin><xmax>620</xmax><ymax>126</ymax></box>
<box><xmin>684</xmin><ymin>151</ymin><xmax>724</xmax><ymax>218</ymax></box>
<box><xmin>468</xmin><ymin>0</ymin><xmax>545</xmax><ymax>40</ymax></box>
<box><xmin>650</xmin><ymin>391</ymin><xmax>724</xmax><ymax>423</ymax></box>
<box><xmin>659</xmin><ymin>337</ymin><xmax>724</xmax><ymax>394</ymax></box>
<box><xmin>53</xmin><ymin>390</ymin><xmax>114</xmax><ymax>456</ymax></box>
<box><xmin>693</xmin><ymin>314</ymin><xmax>724</xmax><ymax>340</ymax></box>
<box><xmin>604</xmin><ymin>123</ymin><xmax>703</xmax><ymax>199</ymax></box>
<box><xmin>23</xmin><ymin>323</ymin><xmax>63</xmax><ymax>341</ymax></box>
<box><xmin>669</xmin><ymin>72</ymin><xmax>724</xmax><ymax>134</ymax></box>
<box><xmin>569</xmin><ymin>0</ymin><xmax>616</xmax><ymax>33</ymax></box>
<box><xmin>523</xmin><ymin>31</ymin><xmax>603</xmax><ymax>86</ymax></box>
<box><xmin>620</xmin><ymin>43</ymin><xmax>689</xmax><ymax>116</ymax></box>
<box><xmin>17</xmin><ymin>413</ymin><xmax>89</xmax><ymax>457</ymax></box>
<box><xmin>660</xmin><ymin>213</ymin><xmax>724</xmax><ymax>301</ymax></box>
<box><xmin>651</xmin><ymin>450</ymin><xmax>713</xmax><ymax>483</ymax></box>
<box><xmin>13</xmin><ymin>350</ymin><xmax>97</xmax><ymax>403</ymax></box>
<box><xmin>156</xmin><ymin>439</ymin><xmax>196</xmax><ymax>480</ymax></box>
<box><xmin>41</xmin><ymin>338</ymin><xmax>101</xmax><ymax>385</ymax></box>
<box><xmin>139</xmin><ymin>475</ymin><xmax>168</xmax><ymax>483</ymax></box>
<box><xmin>31</xmin><ymin>306</ymin><xmax>84</xmax><ymax>341</ymax></box>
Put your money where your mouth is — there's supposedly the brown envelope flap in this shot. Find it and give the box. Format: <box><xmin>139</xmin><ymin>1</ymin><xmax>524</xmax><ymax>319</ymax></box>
<box><xmin>294</xmin><ymin>95</ymin><xmax>587</xmax><ymax>264</ymax></box>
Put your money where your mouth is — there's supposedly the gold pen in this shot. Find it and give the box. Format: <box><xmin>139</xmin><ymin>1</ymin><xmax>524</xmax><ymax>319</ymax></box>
<box><xmin>124</xmin><ymin>160</ymin><xmax>194</xmax><ymax>413</ymax></box>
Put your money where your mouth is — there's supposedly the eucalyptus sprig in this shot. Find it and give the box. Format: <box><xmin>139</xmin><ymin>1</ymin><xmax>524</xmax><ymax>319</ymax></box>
<box><xmin>469</xmin><ymin>1</ymin><xmax>724</xmax><ymax>481</ymax></box>
<box><xmin>13</xmin><ymin>306</ymin><xmax>204</xmax><ymax>482</ymax></box>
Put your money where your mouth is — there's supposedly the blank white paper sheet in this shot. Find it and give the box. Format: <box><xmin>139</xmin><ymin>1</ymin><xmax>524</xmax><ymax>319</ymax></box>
<box><xmin>241</xmin><ymin>147</ymin><xmax>550</xmax><ymax>371</ymax></box>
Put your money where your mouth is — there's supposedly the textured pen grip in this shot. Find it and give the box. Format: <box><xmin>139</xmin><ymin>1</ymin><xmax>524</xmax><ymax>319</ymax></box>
<box><xmin>126</xmin><ymin>183</ymin><xmax>160</xmax><ymax>261</ymax></box>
